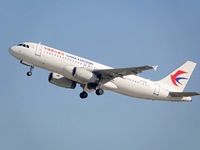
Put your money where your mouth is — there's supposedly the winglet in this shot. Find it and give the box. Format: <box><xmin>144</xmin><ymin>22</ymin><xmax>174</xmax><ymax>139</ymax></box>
<box><xmin>153</xmin><ymin>65</ymin><xmax>158</xmax><ymax>71</ymax></box>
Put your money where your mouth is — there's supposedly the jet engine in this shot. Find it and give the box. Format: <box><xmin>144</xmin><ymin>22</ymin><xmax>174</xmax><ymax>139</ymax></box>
<box><xmin>73</xmin><ymin>67</ymin><xmax>99</xmax><ymax>83</ymax></box>
<box><xmin>48</xmin><ymin>72</ymin><xmax>76</xmax><ymax>89</ymax></box>
<box><xmin>63</xmin><ymin>66</ymin><xmax>100</xmax><ymax>83</ymax></box>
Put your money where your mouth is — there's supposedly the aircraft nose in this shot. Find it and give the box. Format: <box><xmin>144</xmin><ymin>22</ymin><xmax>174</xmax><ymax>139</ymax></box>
<box><xmin>9</xmin><ymin>46</ymin><xmax>19</xmax><ymax>58</ymax></box>
<box><xmin>9</xmin><ymin>46</ymin><xmax>13</xmax><ymax>54</ymax></box>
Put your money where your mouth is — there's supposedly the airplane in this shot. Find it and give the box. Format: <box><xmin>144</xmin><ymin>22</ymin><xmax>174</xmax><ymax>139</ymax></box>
<box><xmin>9</xmin><ymin>42</ymin><xmax>199</xmax><ymax>102</ymax></box>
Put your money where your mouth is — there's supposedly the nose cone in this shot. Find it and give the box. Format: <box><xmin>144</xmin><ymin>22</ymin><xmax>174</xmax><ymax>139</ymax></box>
<box><xmin>9</xmin><ymin>46</ymin><xmax>14</xmax><ymax>55</ymax></box>
<box><xmin>9</xmin><ymin>46</ymin><xmax>21</xmax><ymax>59</ymax></box>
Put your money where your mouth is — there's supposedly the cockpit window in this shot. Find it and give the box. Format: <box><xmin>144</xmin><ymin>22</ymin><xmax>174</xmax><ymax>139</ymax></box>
<box><xmin>18</xmin><ymin>44</ymin><xmax>29</xmax><ymax>48</ymax></box>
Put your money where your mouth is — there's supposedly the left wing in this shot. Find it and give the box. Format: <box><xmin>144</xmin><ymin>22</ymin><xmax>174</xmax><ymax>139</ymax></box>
<box><xmin>93</xmin><ymin>65</ymin><xmax>157</xmax><ymax>84</ymax></box>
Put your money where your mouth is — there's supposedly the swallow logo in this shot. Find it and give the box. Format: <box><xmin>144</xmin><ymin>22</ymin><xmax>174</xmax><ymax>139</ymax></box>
<box><xmin>170</xmin><ymin>70</ymin><xmax>188</xmax><ymax>86</ymax></box>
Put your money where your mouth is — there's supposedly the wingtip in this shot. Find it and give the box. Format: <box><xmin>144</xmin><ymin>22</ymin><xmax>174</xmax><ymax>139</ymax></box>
<box><xmin>153</xmin><ymin>65</ymin><xmax>158</xmax><ymax>71</ymax></box>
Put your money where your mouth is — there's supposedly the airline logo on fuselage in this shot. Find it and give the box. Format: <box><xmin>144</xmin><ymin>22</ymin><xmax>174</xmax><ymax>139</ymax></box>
<box><xmin>170</xmin><ymin>70</ymin><xmax>188</xmax><ymax>86</ymax></box>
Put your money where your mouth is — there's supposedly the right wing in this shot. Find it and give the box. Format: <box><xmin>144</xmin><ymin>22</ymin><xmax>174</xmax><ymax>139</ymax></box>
<box><xmin>93</xmin><ymin>65</ymin><xmax>157</xmax><ymax>84</ymax></box>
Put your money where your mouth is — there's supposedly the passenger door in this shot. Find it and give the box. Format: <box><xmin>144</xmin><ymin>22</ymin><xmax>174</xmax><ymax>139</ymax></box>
<box><xmin>35</xmin><ymin>44</ymin><xmax>42</xmax><ymax>56</ymax></box>
<box><xmin>153</xmin><ymin>83</ymin><xmax>160</xmax><ymax>96</ymax></box>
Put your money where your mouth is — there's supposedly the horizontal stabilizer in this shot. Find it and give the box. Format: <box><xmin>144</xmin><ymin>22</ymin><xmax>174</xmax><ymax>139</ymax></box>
<box><xmin>169</xmin><ymin>92</ymin><xmax>200</xmax><ymax>97</ymax></box>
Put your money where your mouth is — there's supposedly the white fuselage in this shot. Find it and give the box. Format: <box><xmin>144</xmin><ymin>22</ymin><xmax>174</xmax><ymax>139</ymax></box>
<box><xmin>9</xmin><ymin>42</ymin><xmax>192</xmax><ymax>101</ymax></box>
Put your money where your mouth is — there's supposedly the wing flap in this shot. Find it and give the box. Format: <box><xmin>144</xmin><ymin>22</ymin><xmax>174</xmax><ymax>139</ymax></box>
<box><xmin>169</xmin><ymin>92</ymin><xmax>200</xmax><ymax>97</ymax></box>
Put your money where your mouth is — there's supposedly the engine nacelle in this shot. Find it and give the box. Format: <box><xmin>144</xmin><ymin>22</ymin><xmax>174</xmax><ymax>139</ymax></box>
<box><xmin>63</xmin><ymin>66</ymin><xmax>99</xmax><ymax>83</ymax></box>
<box><xmin>48</xmin><ymin>72</ymin><xmax>76</xmax><ymax>89</ymax></box>
<box><xmin>63</xmin><ymin>66</ymin><xmax>74</xmax><ymax>78</ymax></box>
<box><xmin>73</xmin><ymin>67</ymin><xmax>99</xmax><ymax>83</ymax></box>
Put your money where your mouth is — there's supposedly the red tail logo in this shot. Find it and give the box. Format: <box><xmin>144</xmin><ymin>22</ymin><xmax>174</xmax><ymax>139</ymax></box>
<box><xmin>170</xmin><ymin>70</ymin><xmax>188</xmax><ymax>86</ymax></box>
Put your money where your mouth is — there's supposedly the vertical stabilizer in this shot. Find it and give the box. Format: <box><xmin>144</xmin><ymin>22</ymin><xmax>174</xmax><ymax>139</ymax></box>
<box><xmin>158</xmin><ymin>61</ymin><xmax>196</xmax><ymax>92</ymax></box>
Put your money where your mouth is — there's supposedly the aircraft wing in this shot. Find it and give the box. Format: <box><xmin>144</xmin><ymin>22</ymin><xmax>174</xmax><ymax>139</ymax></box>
<box><xmin>93</xmin><ymin>65</ymin><xmax>157</xmax><ymax>84</ymax></box>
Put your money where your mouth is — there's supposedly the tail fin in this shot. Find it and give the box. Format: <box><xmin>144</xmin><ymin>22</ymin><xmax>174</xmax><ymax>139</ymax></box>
<box><xmin>158</xmin><ymin>61</ymin><xmax>196</xmax><ymax>92</ymax></box>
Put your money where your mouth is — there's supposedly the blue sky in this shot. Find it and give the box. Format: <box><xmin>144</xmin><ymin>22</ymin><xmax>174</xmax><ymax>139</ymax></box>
<box><xmin>1</xmin><ymin>0</ymin><xmax>200</xmax><ymax>150</ymax></box>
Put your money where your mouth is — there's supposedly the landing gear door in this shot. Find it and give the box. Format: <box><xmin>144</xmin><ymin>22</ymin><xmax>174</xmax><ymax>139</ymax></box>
<box><xmin>153</xmin><ymin>83</ymin><xmax>160</xmax><ymax>96</ymax></box>
<box><xmin>35</xmin><ymin>44</ymin><xmax>42</xmax><ymax>56</ymax></box>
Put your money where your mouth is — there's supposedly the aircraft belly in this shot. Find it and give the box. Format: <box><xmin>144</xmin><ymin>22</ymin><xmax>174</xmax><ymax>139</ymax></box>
<box><xmin>102</xmin><ymin>82</ymin><xmax>117</xmax><ymax>90</ymax></box>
